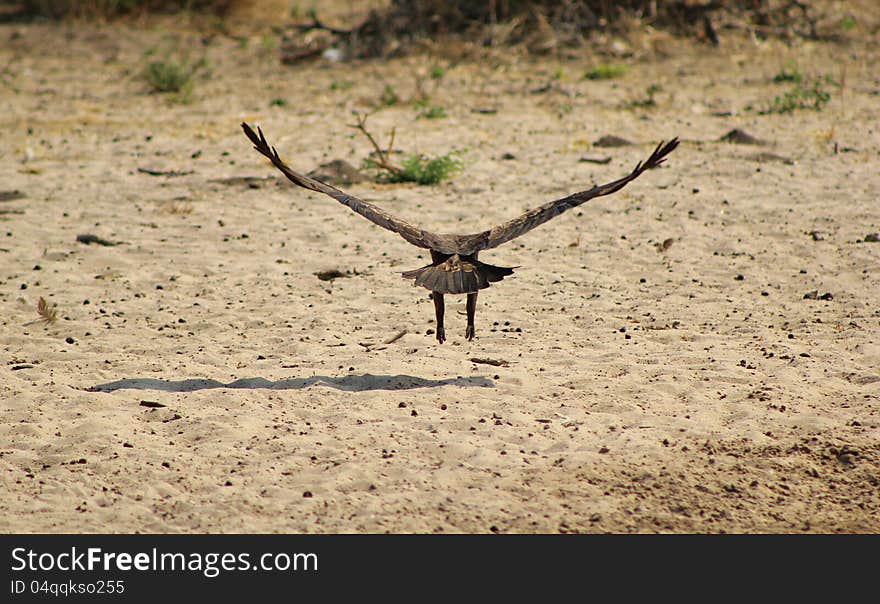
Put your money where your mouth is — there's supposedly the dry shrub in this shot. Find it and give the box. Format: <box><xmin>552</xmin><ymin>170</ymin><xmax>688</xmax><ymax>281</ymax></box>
<box><xmin>16</xmin><ymin>0</ymin><xmax>242</xmax><ymax>18</ymax></box>
<box><xmin>282</xmin><ymin>1</ymin><xmax>839</xmax><ymax>61</ymax></box>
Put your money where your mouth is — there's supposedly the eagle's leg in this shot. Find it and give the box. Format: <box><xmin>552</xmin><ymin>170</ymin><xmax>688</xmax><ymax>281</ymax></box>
<box><xmin>465</xmin><ymin>292</ymin><xmax>478</xmax><ymax>341</ymax></box>
<box><xmin>432</xmin><ymin>292</ymin><xmax>446</xmax><ymax>344</ymax></box>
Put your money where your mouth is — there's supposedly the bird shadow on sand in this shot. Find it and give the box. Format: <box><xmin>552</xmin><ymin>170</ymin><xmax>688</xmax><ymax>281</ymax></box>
<box><xmin>87</xmin><ymin>373</ymin><xmax>494</xmax><ymax>393</ymax></box>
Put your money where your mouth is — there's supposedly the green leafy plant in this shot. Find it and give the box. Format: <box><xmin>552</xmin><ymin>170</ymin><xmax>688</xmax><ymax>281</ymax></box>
<box><xmin>362</xmin><ymin>151</ymin><xmax>462</xmax><ymax>185</ymax></box>
<box><xmin>142</xmin><ymin>56</ymin><xmax>207</xmax><ymax>101</ymax></box>
<box><xmin>839</xmin><ymin>16</ymin><xmax>856</xmax><ymax>31</ymax></box>
<box><xmin>330</xmin><ymin>79</ymin><xmax>353</xmax><ymax>91</ymax></box>
<box><xmin>415</xmin><ymin>101</ymin><xmax>447</xmax><ymax>119</ymax></box>
<box><xmin>766</xmin><ymin>79</ymin><xmax>831</xmax><ymax>113</ymax></box>
<box><xmin>351</xmin><ymin>111</ymin><xmax>462</xmax><ymax>185</ymax></box>
<box><xmin>630</xmin><ymin>84</ymin><xmax>661</xmax><ymax>108</ymax></box>
<box><xmin>585</xmin><ymin>63</ymin><xmax>628</xmax><ymax>80</ymax></box>
<box><xmin>386</xmin><ymin>152</ymin><xmax>463</xmax><ymax>185</ymax></box>
<box><xmin>773</xmin><ymin>67</ymin><xmax>804</xmax><ymax>84</ymax></box>
<box><xmin>379</xmin><ymin>84</ymin><xmax>400</xmax><ymax>107</ymax></box>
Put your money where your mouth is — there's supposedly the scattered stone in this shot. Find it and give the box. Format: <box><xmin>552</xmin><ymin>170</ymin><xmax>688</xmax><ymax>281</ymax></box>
<box><xmin>137</xmin><ymin>167</ymin><xmax>194</xmax><ymax>177</ymax></box>
<box><xmin>307</xmin><ymin>159</ymin><xmax>367</xmax><ymax>185</ymax></box>
<box><xmin>803</xmin><ymin>291</ymin><xmax>833</xmax><ymax>300</ymax></box>
<box><xmin>594</xmin><ymin>135</ymin><xmax>632</xmax><ymax>148</ymax></box>
<box><xmin>209</xmin><ymin>176</ymin><xmax>280</xmax><ymax>189</ymax></box>
<box><xmin>0</xmin><ymin>190</ymin><xmax>26</xmax><ymax>202</ymax></box>
<box><xmin>579</xmin><ymin>156</ymin><xmax>612</xmax><ymax>164</ymax></box>
<box><xmin>76</xmin><ymin>234</ymin><xmax>119</xmax><ymax>246</ymax></box>
<box><xmin>720</xmin><ymin>128</ymin><xmax>766</xmax><ymax>145</ymax></box>
<box><xmin>747</xmin><ymin>151</ymin><xmax>795</xmax><ymax>165</ymax></box>
<box><xmin>315</xmin><ymin>269</ymin><xmax>348</xmax><ymax>281</ymax></box>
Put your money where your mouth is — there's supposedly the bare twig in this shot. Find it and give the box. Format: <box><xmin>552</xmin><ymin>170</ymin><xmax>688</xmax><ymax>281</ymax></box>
<box><xmin>291</xmin><ymin>9</ymin><xmax>356</xmax><ymax>37</ymax></box>
<box><xmin>137</xmin><ymin>167</ymin><xmax>194</xmax><ymax>177</ymax></box>
<box><xmin>348</xmin><ymin>111</ymin><xmax>403</xmax><ymax>177</ymax></box>
<box><xmin>469</xmin><ymin>357</ymin><xmax>509</xmax><ymax>367</ymax></box>
<box><xmin>383</xmin><ymin>329</ymin><xmax>407</xmax><ymax>345</ymax></box>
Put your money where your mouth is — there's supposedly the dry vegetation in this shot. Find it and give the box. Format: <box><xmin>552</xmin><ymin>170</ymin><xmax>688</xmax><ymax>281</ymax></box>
<box><xmin>1</xmin><ymin>0</ymin><xmax>879</xmax><ymax>534</ymax></box>
<box><xmin>13</xmin><ymin>0</ymin><xmax>238</xmax><ymax>18</ymax></box>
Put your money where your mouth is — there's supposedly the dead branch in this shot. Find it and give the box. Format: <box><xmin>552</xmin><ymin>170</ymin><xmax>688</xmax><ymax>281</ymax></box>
<box><xmin>383</xmin><ymin>328</ymin><xmax>408</xmax><ymax>345</ymax></box>
<box><xmin>290</xmin><ymin>9</ymin><xmax>357</xmax><ymax>37</ymax></box>
<box><xmin>348</xmin><ymin>112</ymin><xmax>404</xmax><ymax>177</ymax></box>
<box><xmin>469</xmin><ymin>357</ymin><xmax>510</xmax><ymax>367</ymax></box>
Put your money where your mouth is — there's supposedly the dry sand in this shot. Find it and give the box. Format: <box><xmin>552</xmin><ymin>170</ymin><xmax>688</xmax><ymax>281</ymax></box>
<box><xmin>1</xmin><ymin>12</ymin><xmax>879</xmax><ymax>533</ymax></box>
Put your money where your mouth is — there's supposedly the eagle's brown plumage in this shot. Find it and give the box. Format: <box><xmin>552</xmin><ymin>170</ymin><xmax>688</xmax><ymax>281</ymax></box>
<box><xmin>242</xmin><ymin>122</ymin><xmax>678</xmax><ymax>343</ymax></box>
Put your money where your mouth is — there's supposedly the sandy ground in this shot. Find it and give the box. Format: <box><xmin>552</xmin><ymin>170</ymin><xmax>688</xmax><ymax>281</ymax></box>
<box><xmin>1</xmin><ymin>10</ymin><xmax>879</xmax><ymax>533</ymax></box>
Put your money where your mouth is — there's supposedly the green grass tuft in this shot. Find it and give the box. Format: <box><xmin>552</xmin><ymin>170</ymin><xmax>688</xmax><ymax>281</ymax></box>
<box><xmin>415</xmin><ymin>101</ymin><xmax>447</xmax><ymax>119</ymax></box>
<box><xmin>142</xmin><ymin>56</ymin><xmax>207</xmax><ymax>102</ymax></box>
<box><xmin>839</xmin><ymin>16</ymin><xmax>856</xmax><ymax>31</ymax></box>
<box><xmin>629</xmin><ymin>84</ymin><xmax>661</xmax><ymax>108</ymax></box>
<box><xmin>767</xmin><ymin>79</ymin><xmax>831</xmax><ymax>113</ymax></box>
<box><xmin>379</xmin><ymin>84</ymin><xmax>399</xmax><ymax>107</ymax></box>
<box><xmin>584</xmin><ymin>63</ymin><xmax>628</xmax><ymax>80</ymax></box>
<box><xmin>773</xmin><ymin>67</ymin><xmax>804</xmax><ymax>84</ymax></box>
<box><xmin>365</xmin><ymin>151</ymin><xmax>463</xmax><ymax>186</ymax></box>
<box><xmin>395</xmin><ymin>153</ymin><xmax>462</xmax><ymax>185</ymax></box>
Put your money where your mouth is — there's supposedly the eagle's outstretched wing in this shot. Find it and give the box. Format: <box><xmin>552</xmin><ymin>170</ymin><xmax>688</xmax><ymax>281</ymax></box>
<box><xmin>455</xmin><ymin>138</ymin><xmax>679</xmax><ymax>254</ymax></box>
<box><xmin>242</xmin><ymin>123</ymin><xmax>452</xmax><ymax>251</ymax></box>
<box><xmin>243</xmin><ymin>122</ymin><xmax>678</xmax><ymax>256</ymax></box>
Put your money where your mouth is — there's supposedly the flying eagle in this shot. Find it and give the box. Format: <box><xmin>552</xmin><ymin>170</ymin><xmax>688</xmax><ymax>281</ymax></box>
<box><xmin>242</xmin><ymin>123</ymin><xmax>678</xmax><ymax>343</ymax></box>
